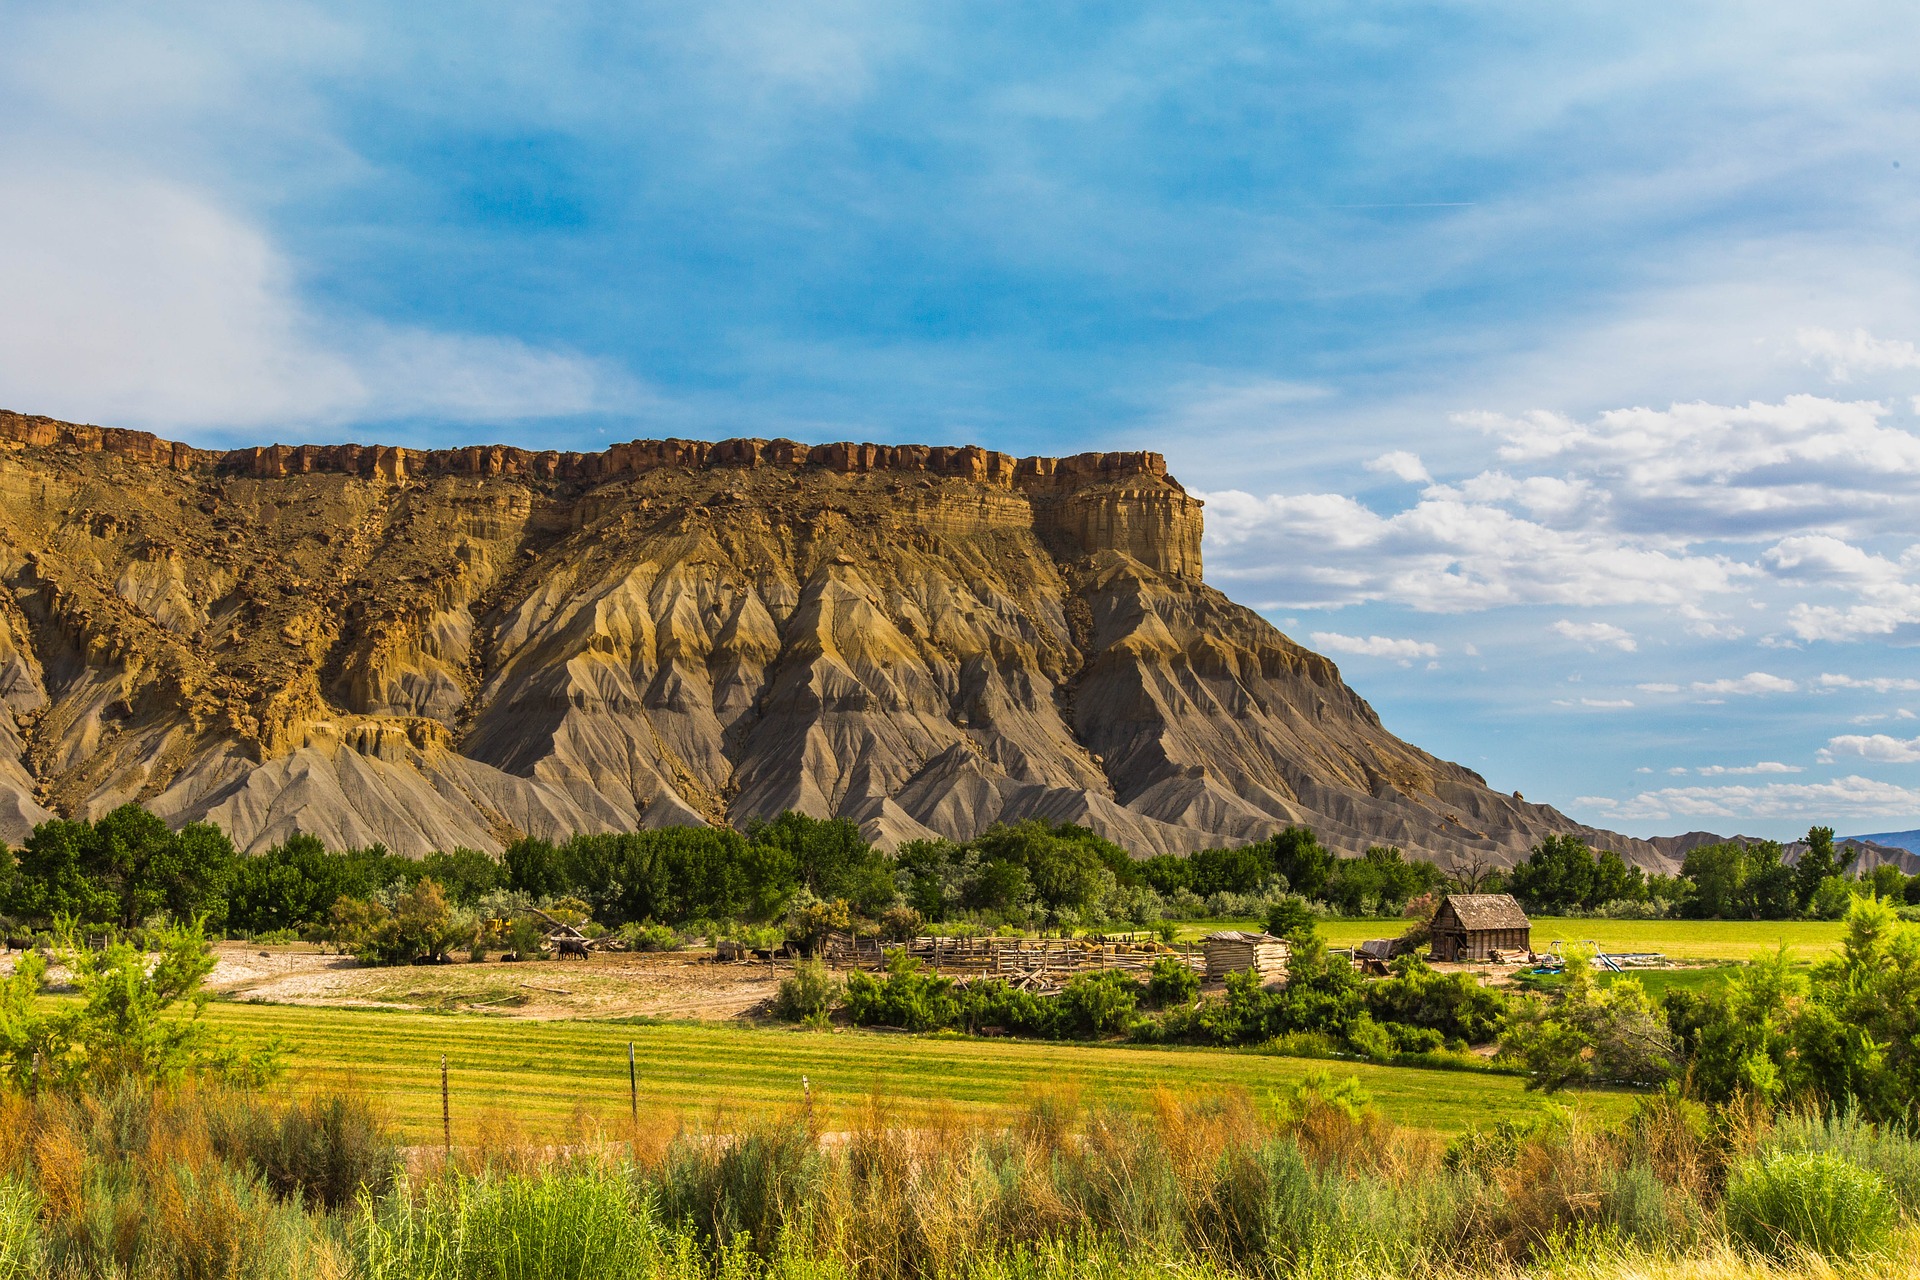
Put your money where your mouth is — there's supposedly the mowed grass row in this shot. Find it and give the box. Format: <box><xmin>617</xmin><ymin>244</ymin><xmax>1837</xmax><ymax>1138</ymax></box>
<box><xmin>206</xmin><ymin>1002</ymin><xmax>1633</xmax><ymax>1143</ymax></box>
<box><xmin>1178</xmin><ymin>916</ymin><xmax>1846</xmax><ymax>960</ymax></box>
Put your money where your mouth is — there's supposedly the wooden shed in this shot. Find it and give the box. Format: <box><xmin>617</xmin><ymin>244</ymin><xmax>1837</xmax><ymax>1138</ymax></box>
<box><xmin>1203</xmin><ymin>930</ymin><xmax>1290</xmax><ymax>981</ymax></box>
<box><xmin>1427</xmin><ymin>894</ymin><xmax>1531</xmax><ymax>962</ymax></box>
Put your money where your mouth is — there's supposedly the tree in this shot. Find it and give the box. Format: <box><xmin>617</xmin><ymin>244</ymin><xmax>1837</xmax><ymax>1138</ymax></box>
<box><xmin>390</xmin><ymin>878</ymin><xmax>466</xmax><ymax>962</ymax></box>
<box><xmin>1508</xmin><ymin>835</ymin><xmax>1601</xmax><ymax>913</ymax></box>
<box><xmin>419</xmin><ymin>847</ymin><xmax>504</xmax><ymax>906</ymax></box>
<box><xmin>6</xmin><ymin>819</ymin><xmax>119</xmax><ymax>923</ymax></box>
<box><xmin>1681</xmin><ymin>839</ymin><xmax>1794</xmax><ymax>919</ymax></box>
<box><xmin>1793</xmin><ymin>895</ymin><xmax>1920</xmax><ymax>1124</ymax></box>
<box><xmin>1794</xmin><ymin>826</ymin><xmax>1840</xmax><ymax>912</ymax></box>
<box><xmin>749</xmin><ymin>812</ymin><xmax>895</xmax><ymax>913</ymax></box>
<box><xmin>503</xmin><ymin>837</ymin><xmax>568</xmax><ymax>899</ymax></box>
<box><xmin>1259</xmin><ymin>827</ymin><xmax>1335</xmax><ymax>901</ymax></box>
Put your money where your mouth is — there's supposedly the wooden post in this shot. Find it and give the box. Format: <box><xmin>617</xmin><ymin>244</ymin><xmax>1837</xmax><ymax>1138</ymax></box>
<box><xmin>628</xmin><ymin>1041</ymin><xmax>638</xmax><ymax>1125</ymax></box>
<box><xmin>441</xmin><ymin>1053</ymin><xmax>451</xmax><ymax>1161</ymax></box>
<box><xmin>802</xmin><ymin>1074</ymin><xmax>812</xmax><ymax>1129</ymax></box>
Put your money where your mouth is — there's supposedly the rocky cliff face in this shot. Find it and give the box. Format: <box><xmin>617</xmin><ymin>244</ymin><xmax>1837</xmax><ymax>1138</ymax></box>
<box><xmin>0</xmin><ymin>410</ymin><xmax>1674</xmax><ymax>870</ymax></box>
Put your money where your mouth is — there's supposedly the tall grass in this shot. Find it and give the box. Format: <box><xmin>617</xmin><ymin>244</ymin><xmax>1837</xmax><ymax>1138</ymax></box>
<box><xmin>1723</xmin><ymin>1151</ymin><xmax>1896</xmax><ymax>1260</ymax></box>
<box><xmin>0</xmin><ymin>1076</ymin><xmax>1909</xmax><ymax>1278</ymax></box>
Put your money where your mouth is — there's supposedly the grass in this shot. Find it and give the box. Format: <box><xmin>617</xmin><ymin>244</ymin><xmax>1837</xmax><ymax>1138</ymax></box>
<box><xmin>205</xmin><ymin>1003</ymin><xmax>1632</xmax><ymax>1145</ymax></box>
<box><xmin>1176</xmin><ymin>916</ymin><xmax>1846</xmax><ymax>960</ymax></box>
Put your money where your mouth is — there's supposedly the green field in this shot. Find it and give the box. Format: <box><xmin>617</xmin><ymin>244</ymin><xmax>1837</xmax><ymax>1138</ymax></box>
<box><xmin>1179</xmin><ymin>916</ymin><xmax>1844</xmax><ymax>961</ymax></box>
<box><xmin>207</xmin><ymin>1003</ymin><xmax>1631</xmax><ymax>1144</ymax></box>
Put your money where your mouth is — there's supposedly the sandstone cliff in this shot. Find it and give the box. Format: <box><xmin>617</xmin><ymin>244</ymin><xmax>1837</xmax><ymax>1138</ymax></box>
<box><xmin>0</xmin><ymin>410</ymin><xmax>1675</xmax><ymax>870</ymax></box>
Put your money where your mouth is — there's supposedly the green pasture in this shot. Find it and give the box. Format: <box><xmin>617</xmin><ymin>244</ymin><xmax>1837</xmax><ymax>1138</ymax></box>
<box><xmin>1178</xmin><ymin>916</ymin><xmax>1844</xmax><ymax>961</ymax></box>
<box><xmin>206</xmin><ymin>1003</ymin><xmax>1630</xmax><ymax>1144</ymax></box>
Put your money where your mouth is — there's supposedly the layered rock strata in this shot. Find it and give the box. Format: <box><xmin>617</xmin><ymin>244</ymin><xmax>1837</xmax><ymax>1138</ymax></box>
<box><xmin>0</xmin><ymin>410</ymin><xmax>1672</xmax><ymax>870</ymax></box>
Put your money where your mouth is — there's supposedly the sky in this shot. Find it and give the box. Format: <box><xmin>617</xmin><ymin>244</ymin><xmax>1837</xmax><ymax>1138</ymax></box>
<box><xmin>2</xmin><ymin>1</ymin><xmax>1919</xmax><ymax>841</ymax></box>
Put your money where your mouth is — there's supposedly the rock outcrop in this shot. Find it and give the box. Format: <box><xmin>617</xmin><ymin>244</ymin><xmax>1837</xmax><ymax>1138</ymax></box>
<box><xmin>0</xmin><ymin>409</ymin><xmax>1674</xmax><ymax>869</ymax></box>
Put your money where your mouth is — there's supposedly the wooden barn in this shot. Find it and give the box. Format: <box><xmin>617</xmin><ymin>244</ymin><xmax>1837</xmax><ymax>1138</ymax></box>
<box><xmin>1203</xmin><ymin>930</ymin><xmax>1290</xmax><ymax>981</ymax></box>
<box><xmin>1427</xmin><ymin>894</ymin><xmax>1531</xmax><ymax>962</ymax></box>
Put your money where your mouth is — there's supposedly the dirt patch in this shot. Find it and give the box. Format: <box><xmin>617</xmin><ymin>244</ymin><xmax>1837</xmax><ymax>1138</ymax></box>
<box><xmin>204</xmin><ymin>942</ymin><xmax>786</xmax><ymax>1021</ymax></box>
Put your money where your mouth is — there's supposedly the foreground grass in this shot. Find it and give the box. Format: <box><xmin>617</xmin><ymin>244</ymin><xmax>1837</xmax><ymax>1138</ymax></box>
<box><xmin>206</xmin><ymin>1002</ymin><xmax>1631</xmax><ymax>1144</ymax></box>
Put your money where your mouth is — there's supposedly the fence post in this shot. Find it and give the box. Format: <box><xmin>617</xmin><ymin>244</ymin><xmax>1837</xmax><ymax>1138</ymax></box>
<box><xmin>441</xmin><ymin>1053</ymin><xmax>451</xmax><ymax>1161</ymax></box>
<box><xmin>628</xmin><ymin>1041</ymin><xmax>638</xmax><ymax>1125</ymax></box>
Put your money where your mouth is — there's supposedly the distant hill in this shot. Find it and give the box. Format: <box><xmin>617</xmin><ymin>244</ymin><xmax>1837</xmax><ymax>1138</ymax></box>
<box><xmin>1846</xmin><ymin>829</ymin><xmax>1920</xmax><ymax>855</ymax></box>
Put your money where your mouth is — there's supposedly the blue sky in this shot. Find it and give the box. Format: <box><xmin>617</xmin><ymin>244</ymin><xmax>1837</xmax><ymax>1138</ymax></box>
<box><xmin>4</xmin><ymin>2</ymin><xmax>1920</xmax><ymax>839</ymax></box>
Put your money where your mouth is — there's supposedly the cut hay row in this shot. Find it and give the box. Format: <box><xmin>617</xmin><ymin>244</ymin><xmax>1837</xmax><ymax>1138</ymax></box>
<box><xmin>205</xmin><ymin>1002</ymin><xmax>1635</xmax><ymax>1144</ymax></box>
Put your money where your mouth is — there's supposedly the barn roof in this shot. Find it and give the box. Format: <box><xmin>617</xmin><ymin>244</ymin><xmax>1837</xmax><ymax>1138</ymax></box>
<box><xmin>1437</xmin><ymin>894</ymin><xmax>1530</xmax><ymax>931</ymax></box>
<box><xmin>1203</xmin><ymin>930</ymin><xmax>1283</xmax><ymax>944</ymax></box>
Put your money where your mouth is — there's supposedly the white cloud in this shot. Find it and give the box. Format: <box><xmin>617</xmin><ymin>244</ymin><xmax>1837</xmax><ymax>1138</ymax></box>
<box><xmin>1690</xmin><ymin>672</ymin><xmax>1798</xmax><ymax>696</ymax></box>
<box><xmin>1765</xmin><ymin>536</ymin><xmax>1904</xmax><ymax>584</ymax></box>
<box><xmin>1797</xmin><ymin>327</ymin><xmax>1920</xmax><ymax>382</ymax></box>
<box><xmin>1201</xmin><ymin>392</ymin><xmax>1920</xmax><ymax>619</ymax></box>
<box><xmin>1552</xmin><ymin>619</ymin><xmax>1638</xmax><ymax>651</ymax></box>
<box><xmin>1365</xmin><ymin>450</ymin><xmax>1431</xmax><ymax>484</ymax></box>
<box><xmin>1695</xmin><ymin>762</ymin><xmax>1802</xmax><ymax>776</ymax></box>
<box><xmin>1458</xmin><ymin>396</ymin><xmax>1920</xmax><ymax>535</ymax></box>
<box><xmin>1201</xmin><ymin>485</ymin><xmax>1745</xmax><ymax>612</ymax></box>
<box><xmin>0</xmin><ymin>166</ymin><xmax>637</xmax><ymax>433</ymax></box>
<box><xmin>1580</xmin><ymin>698</ymin><xmax>1635</xmax><ymax>709</ymax></box>
<box><xmin>1580</xmin><ymin>775</ymin><xmax>1920</xmax><ymax>823</ymax></box>
<box><xmin>1309</xmin><ymin>632</ymin><xmax>1439</xmax><ymax>661</ymax></box>
<box><xmin>1819</xmin><ymin>734</ymin><xmax>1920</xmax><ymax>764</ymax></box>
<box><xmin>1637</xmin><ymin>682</ymin><xmax>1682</xmax><ymax>693</ymax></box>
<box><xmin>1817</xmin><ymin>673</ymin><xmax>1920</xmax><ymax>693</ymax></box>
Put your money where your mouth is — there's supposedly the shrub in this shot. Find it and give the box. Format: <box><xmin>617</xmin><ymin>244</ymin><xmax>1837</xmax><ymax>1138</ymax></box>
<box><xmin>205</xmin><ymin>1089</ymin><xmax>400</xmax><ymax>1210</ymax></box>
<box><xmin>1723</xmin><ymin>1149</ymin><xmax>1896</xmax><ymax>1260</ymax></box>
<box><xmin>1052</xmin><ymin>970</ymin><xmax>1140</xmax><ymax>1038</ymax></box>
<box><xmin>878</xmin><ymin>904</ymin><xmax>923</xmax><ymax>941</ymax></box>
<box><xmin>0</xmin><ymin>920</ymin><xmax>285</xmax><ymax>1090</ymax></box>
<box><xmin>1265</xmin><ymin>895</ymin><xmax>1318</xmax><ymax>942</ymax></box>
<box><xmin>772</xmin><ymin>959</ymin><xmax>842</xmax><ymax>1026</ymax></box>
<box><xmin>619</xmin><ymin>923</ymin><xmax>685</xmax><ymax>952</ymax></box>
<box><xmin>844</xmin><ymin>955</ymin><xmax>959</xmax><ymax>1031</ymax></box>
<box><xmin>1146</xmin><ymin>954</ymin><xmax>1200</xmax><ymax>1007</ymax></box>
<box><xmin>1768</xmin><ymin>1109</ymin><xmax>1920</xmax><ymax>1213</ymax></box>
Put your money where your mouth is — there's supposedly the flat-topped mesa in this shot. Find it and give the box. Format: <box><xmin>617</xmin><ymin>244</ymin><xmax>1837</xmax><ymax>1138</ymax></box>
<box><xmin>0</xmin><ymin>410</ymin><xmax>1203</xmax><ymax>579</ymax></box>
<box><xmin>0</xmin><ymin>411</ymin><xmax>215</xmax><ymax>471</ymax></box>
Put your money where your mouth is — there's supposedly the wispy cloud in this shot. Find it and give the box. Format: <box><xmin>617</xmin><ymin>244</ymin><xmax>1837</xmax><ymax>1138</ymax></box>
<box><xmin>1798</xmin><ymin>327</ymin><xmax>1920</xmax><ymax>382</ymax></box>
<box><xmin>1309</xmin><ymin>632</ymin><xmax>1439</xmax><ymax>662</ymax></box>
<box><xmin>1817</xmin><ymin>673</ymin><xmax>1920</xmax><ymax>693</ymax></box>
<box><xmin>1580</xmin><ymin>775</ymin><xmax>1920</xmax><ymax>823</ymax></box>
<box><xmin>1690</xmin><ymin>672</ymin><xmax>1798</xmax><ymax>696</ymax></box>
<box><xmin>1553</xmin><ymin>619</ymin><xmax>1637</xmax><ymax>651</ymax></box>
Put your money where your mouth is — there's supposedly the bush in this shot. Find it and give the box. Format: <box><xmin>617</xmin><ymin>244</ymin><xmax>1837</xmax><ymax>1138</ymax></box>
<box><xmin>1052</xmin><ymin>970</ymin><xmax>1139</xmax><ymax>1038</ymax></box>
<box><xmin>844</xmin><ymin>955</ymin><xmax>959</xmax><ymax>1031</ymax></box>
<box><xmin>1723</xmin><ymin>1150</ymin><xmax>1896</xmax><ymax>1259</ymax></box>
<box><xmin>619</xmin><ymin>923</ymin><xmax>685</xmax><ymax>952</ymax></box>
<box><xmin>772</xmin><ymin>959</ymin><xmax>842</xmax><ymax>1026</ymax></box>
<box><xmin>1768</xmin><ymin>1109</ymin><xmax>1920</xmax><ymax>1213</ymax></box>
<box><xmin>504</xmin><ymin>915</ymin><xmax>545</xmax><ymax>961</ymax></box>
<box><xmin>1146</xmin><ymin>954</ymin><xmax>1200</xmax><ymax>1007</ymax></box>
<box><xmin>206</xmin><ymin>1090</ymin><xmax>400</xmax><ymax>1210</ymax></box>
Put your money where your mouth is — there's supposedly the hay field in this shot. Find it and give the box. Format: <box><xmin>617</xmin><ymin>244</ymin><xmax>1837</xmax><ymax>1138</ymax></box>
<box><xmin>206</xmin><ymin>1002</ymin><xmax>1631</xmax><ymax>1145</ymax></box>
